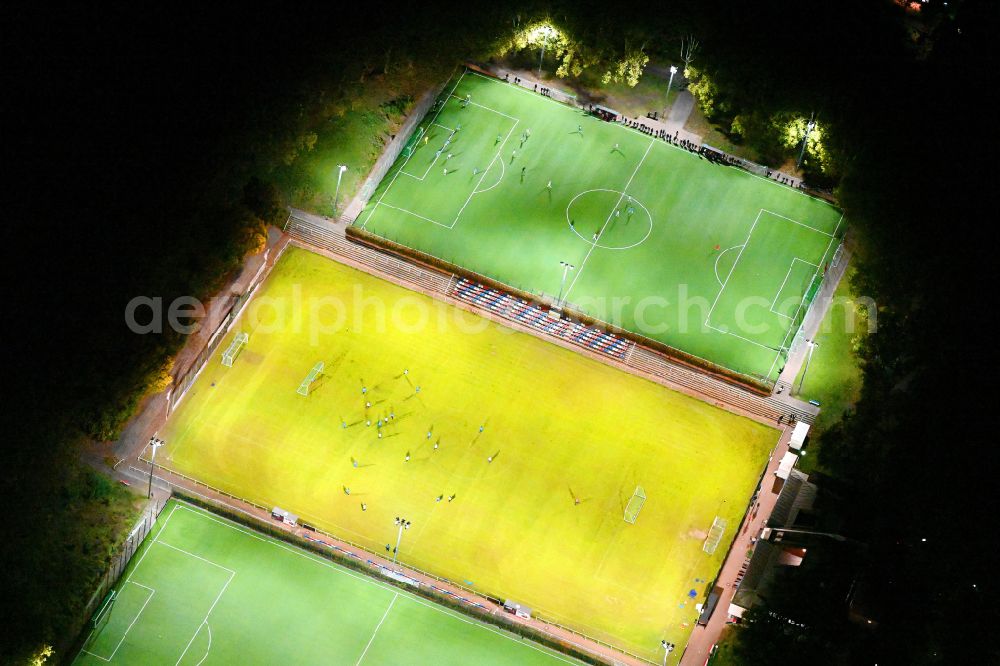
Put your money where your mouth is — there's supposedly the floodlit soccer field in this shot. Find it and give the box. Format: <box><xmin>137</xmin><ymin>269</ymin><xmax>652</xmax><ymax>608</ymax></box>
<box><xmin>357</xmin><ymin>70</ymin><xmax>844</xmax><ymax>382</ymax></box>
<box><xmin>156</xmin><ymin>247</ymin><xmax>777</xmax><ymax>658</ymax></box>
<box><xmin>74</xmin><ymin>500</ymin><xmax>576</xmax><ymax>665</ymax></box>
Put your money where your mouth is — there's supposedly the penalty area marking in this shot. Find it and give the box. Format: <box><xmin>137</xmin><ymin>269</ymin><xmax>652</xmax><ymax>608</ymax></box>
<box><xmin>80</xmin><ymin>582</ymin><xmax>156</xmax><ymax>663</ymax></box>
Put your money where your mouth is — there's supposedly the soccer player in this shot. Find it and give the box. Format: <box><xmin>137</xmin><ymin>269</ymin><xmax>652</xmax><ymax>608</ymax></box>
<box><xmin>361</xmin><ymin>502</ymin><xmax>367</xmax><ymax>511</ymax></box>
<box><xmin>351</xmin><ymin>457</ymin><xmax>358</xmax><ymax>468</ymax></box>
<box><xmin>343</xmin><ymin>486</ymin><xmax>350</xmax><ymax>495</ymax></box>
<box><xmin>436</xmin><ymin>494</ymin><xmax>444</xmax><ymax>502</ymax></box>
<box><xmin>433</xmin><ymin>440</ymin><xmax>439</xmax><ymax>451</ymax></box>
<box><xmin>577</xmin><ymin>124</ymin><xmax>583</xmax><ymax>134</ymax></box>
<box><xmin>427</xmin><ymin>429</ymin><xmax>432</xmax><ymax>439</ymax></box>
<box><xmin>472</xmin><ymin>167</ymin><xmax>479</xmax><ymax>176</ymax></box>
<box><xmin>496</xmin><ymin>133</ymin><xmax>502</xmax><ymax>144</ymax></box>
<box><xmin>614</xmin><ymin>142</ymin><xmax>619</xmax><ymax>151</ymax></box>
<box><xmin>447</xmin><ymin>153</ymin><xmax>453</xmax><ymax>161</ymax></box>
<box><xmin>423</xmin><ymin>135</ymin><xmax>429</xmax><ymax>145</ymax></box>
<box><xmin>479</xmin><ymin>424</ymin><xmax>485</xmax><ymax>433</ymax></box>
<box><xmin>546</xmin><ymin>180</ymin><xmax>552</xmax><ymax>190</ymax></box>
<box><xmin>487</xmin><ymin>455</ymin><xmax>493</xmax><ymax>463</ymax></box>
<box><xmin>448</xmin><ymin>494</ymin><xmax>456</xmax><ymax>502</ymax></box>
<box><xmin>443</xmin><ymin>168</ymin><xmax>448</xmax><ymax>176</ymax></box>
<box><xmin>405</xmin><ymin>452</ymin><xmax>411</xmax><ymax>462</ymax></box>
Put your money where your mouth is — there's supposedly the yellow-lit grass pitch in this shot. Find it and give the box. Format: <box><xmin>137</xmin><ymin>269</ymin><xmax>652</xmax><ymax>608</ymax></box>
<box><xmin>160</xmin><ymin>246</ymin><xmax>776</xmax><ymax>658</ymax></box>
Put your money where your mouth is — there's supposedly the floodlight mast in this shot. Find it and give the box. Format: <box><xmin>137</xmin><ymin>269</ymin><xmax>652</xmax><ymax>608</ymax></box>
<box><xmin>796</xmin><ymin>114</ymin><xmax>816</xmax><ymax>169</ymax></box>
<box><xmin>333</xmin><ymin>164</ymin><xmax>347</xmax><ymax>218</ymax></box>
<box><xmin>146</xmin><ymin>437</ymin><xmax>165</xmax><ymax>498</ymax></box>
<box><xmin>664</xmin><ymin>65</ymin><xmax>678</xmax><ymax>118</ymax></box>
<box><xmin>556</xmin><ymin>261</ymin><xmax>574</xmax><ymax>309</ymax></box>
<box><xmin>796</xmin><ymin>339</ymin><xmax>819</xmax><ymax>394</ymax></box>
<box><xmin>660</xmin><ymin>639</ymin><xmax>675</xmax><ymax>664</ymax></box>
<box><xmin>537</xmin><ymin>26</ymin><xmax>554</xmax><ymax>76</ymax></box>
<box><xmin>392</xmin><ymin>516</ymin><xmax>411</xmax><ymax>566</ymax></box>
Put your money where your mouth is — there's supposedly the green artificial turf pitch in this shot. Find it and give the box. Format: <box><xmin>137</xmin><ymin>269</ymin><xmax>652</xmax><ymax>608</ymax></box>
<box><xmin>74</xmin><ymin>500</ymin><xmax>577</xmax><ymax>665</ymax></box>
<box><xmin>155</xmin><ymin>247</ymin><xmax>777</xmax><ymax>658</ymax></box>
<box><xmin>356</xmin><ymin>70</ymin><xmax>844</xmax><ymax>382</ymax></box>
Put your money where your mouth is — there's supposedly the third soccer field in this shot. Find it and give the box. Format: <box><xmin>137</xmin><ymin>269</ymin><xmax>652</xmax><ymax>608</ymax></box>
<box><xmin>75</xmin><ymin>500</ymin><xmax>579</xmax><ymax>665</ymax></box>
<box><xmin>357</xmin><ymin>70</ymin><xmax>844</xmax><ymax>382</ymax></box>
<box><xmin>157</xmin><ymin>247</ymin><xmax>777</xmax><ymax>659</ymax></box>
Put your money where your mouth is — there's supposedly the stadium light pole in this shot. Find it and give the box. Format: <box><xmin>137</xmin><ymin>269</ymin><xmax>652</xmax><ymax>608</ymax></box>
<box><xmin>556</xmin><ymin>261</ymin><xmax>574</xmax><ymax>309</ymax></box>
<box><xmin>660</xmin><ymin>640</ymin><xmax>675</xmax><ymax>664</ymax></box>
<box><xmin>537</xmin><ymin>26</ymin><xmax>554</xmax><ymax>76</ymax></box>
<box><xmin>796</xmin><ymin>115</ymin><xmax>816</xmax><ymax>170</ymax></box>
<box><xmin>796</xmin><ymin>340</ymin><xmax>818</xmax><ymax>394</ymax></box>
<box><xmin>333</xmin><ymin>164</ymin><xmax>347</xmax><ymax>218</ymax></box>
<box><xmin>392</xmin><ymin>516</ymin><xmax>411</xmax><ymax>566</ymax></box>
<box><xmin>146</xmin><ymin>437</ymin><xmax>164</xmax><ymax>498</ymax></box>
<box><xmin>664</xmin><ymin>65</ymin><xmax>678</xmax><ymax>118</ymax></box>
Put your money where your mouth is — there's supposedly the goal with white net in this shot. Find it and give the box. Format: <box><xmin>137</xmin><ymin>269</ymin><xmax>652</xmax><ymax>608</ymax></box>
<box><xmin>623</xmin><ymin>485</ymin><xmax>646</xmax><ymax>524</ymax></box>
<box><xmin>92</xmin><ymin>589</ymin><xmax>117</xmax><ymax>629</ymax></box>
<box><xmin>703</xmin><ymin>516</ymin><xmax>727</xmax><ymax>554</ymax></box>
<box><xmin>297</xmin><ymin>361</ymin><xmax>324</xmax><ymax>396</ymax></box>
<box><xmin>221</xmin><ymin>332</ymin><xmax>249</xmax><ymax>367</ymax></box>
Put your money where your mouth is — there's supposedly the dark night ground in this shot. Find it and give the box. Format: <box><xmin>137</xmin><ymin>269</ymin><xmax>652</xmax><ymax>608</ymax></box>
<box><xmin>2</xmin><ymin>1</ymin><xmax>999</xmax><ymax>663</ymax></box>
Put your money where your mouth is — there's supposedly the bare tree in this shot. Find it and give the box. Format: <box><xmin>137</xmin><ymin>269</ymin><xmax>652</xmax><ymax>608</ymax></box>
<box><xmin>680</xmin><ymin>35</ymin><xmax>699</xmax><ymax>69</ymax></box>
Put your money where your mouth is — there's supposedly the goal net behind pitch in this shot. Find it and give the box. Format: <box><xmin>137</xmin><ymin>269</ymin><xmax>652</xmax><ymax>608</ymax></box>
<box><xmin>297</xmin><ymin>361</ymin><xmax>324</xmax><ymax>396</ymax></box>
<box><xmin>221</xmin><ymin>332</ymin><xmax>249</xmax><ymax>367</ymax></box>
<box><xmin>92</xmin><ymin>589</ymin><xmax>117</xmax><ymax>629</ymax></box>
<box><xmin>624</xmin><ymin>485</ymin><xmax>646</xmax><ymax>524</ymax></box>
<box><xmin>402</xmin><ymin>125</ymin><xmax>426</xmax><ymax>158</ymax></box>
<box><xmin>703</xmin><ymin>517</ymin><xmax>727</xmax><ymax>554</ymax></box>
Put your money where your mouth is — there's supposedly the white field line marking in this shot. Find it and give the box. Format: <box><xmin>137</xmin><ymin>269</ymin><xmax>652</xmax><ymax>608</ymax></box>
<box><xmin>449</xmin><ymin>94</ymin><xmax>519</xmax><ymax>120</ymax></box>
<box><xmin>713</xmin><ymin>245</ymin><xmax>744</xmax><ymax>287</ymax></box>
<box><xmin>194</xmin><ymin>623</ymin><xmax>212</xmax><ymax>666</ymax></box>
<box><xmin>761</xmin><ymin>209</ymin><xmax>834</xmax><ymax>236</ymax></box>
<box><xmin>378</xmin><ymin>202</ymin><xmax>451</xmax><ymax>228</ymax></box>
<box><xmin>360</xmin><ymin>70</ymin><xmax>467</xmax><ymax>230</ymax></box>
<box><xmin>175</xmin><ymin>571</ymin><xmax>235</xmax><ymax>666</ymax></box>
<box><xmin>171</xmin><ymin>503</ymin><xmax>579</xmax><ymax>665</ymax></box>
<box><xmin>124</xmin><ymin>503</ymin><xmax>178</xmax><ymax>583</ymax></box>
<box><xmin>704</xmin><ymin>209</ymin><xmax>762</xmax><ymax>325</ymax></box>
<box><xmin>705</xmin><ymin>323</ymin><xmax>777</xmax><ymax>351</ymax></box>
<box><xmin>355</xmin><ymin>593</ymin><xmax>398</xmax><ymax>665</ymax></box>
<box><xmin>563</xmin><ymin>140</ymin><xmax>655</xmax><ymax>300</ymax></box>
<box><xmin>81</xmin><ymin>584</ymin><xmax>156</xmax><ymax>662</ymax></box>
<box><xmin>155</xmin><ymin>540</ymin><xmax>236</xmax><ymax>574</ymax></box>
<box><xmin>731</xmin><ymin>165</ymin><xmax>836</xmax><ymax>205</ymax></box>
<box><xmin>451</xmin><ymin>118</ymin><xmax>519</xmax><ymax>227</ymax></box>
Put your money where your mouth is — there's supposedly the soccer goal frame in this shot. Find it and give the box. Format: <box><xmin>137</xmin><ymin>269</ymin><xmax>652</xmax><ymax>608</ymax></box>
<box><xmin>92</xmin><ymin>589</ymin><xmax>117</xmax><ymax>629</ymax></box>
<box><xmin>221</xmin><ymin>332</ymin><xmax>249</xmax><ymax>367</ymax></box>
<box><xmin>623</xmin><ymin>485</ymin><xmax>646</xmax><ymax>524</ymax></box>
<box><xmin>297</xmin><ymin>361</ymin><xmax>324</xmax><ymax>396</ymax></box>
<box><xmin>703</xmin><ymin>516</ymin><xmax>728</xmax><ymax>554</ymax></box>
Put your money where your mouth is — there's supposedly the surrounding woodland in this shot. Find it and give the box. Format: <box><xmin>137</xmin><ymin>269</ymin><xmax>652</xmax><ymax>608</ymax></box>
<box><xmin>2</xmin><ymin>1</ymin><xmax>995</xmax><ymax>663</ymax></box>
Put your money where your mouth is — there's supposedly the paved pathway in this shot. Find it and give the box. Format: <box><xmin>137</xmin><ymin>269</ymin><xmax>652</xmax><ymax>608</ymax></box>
<box><xmin>665</xmin><ymin>90</ymin><xmax>695</xmax><ymax>132</ymax></box>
